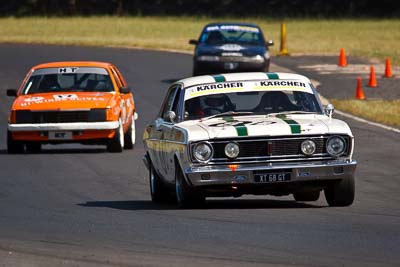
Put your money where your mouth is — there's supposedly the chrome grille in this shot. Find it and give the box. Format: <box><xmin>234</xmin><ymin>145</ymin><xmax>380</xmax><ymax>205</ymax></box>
<box><xmin>206</xmin><ymin>136</ymin><xmax>349</xmax><ymax>164</ymax></box>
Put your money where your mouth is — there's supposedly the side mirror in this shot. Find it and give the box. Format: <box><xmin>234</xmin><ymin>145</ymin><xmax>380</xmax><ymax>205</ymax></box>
<box><xmin>6</xmin><ymin>89</ymin><xmax>18</xmax><ymax>97</ymax></box>
<box><xmin>266</xmin><ymin>40</ymin><xmax>274</xmax><ymax>47</ymax></box>
<box><xmin>189</xmin><ymin>39</ymin><xmax>199</xmax><ymax>45</ymax></box>
<box><xmin>164</xmin><ymin>111</ymin><xmax>176</xmax><ymax>123</ymax></box>
<box><xmin>325</xmin><ymin>104</ymin><xmax>335</xmax><ymax>118</ymax></box>
<box><xmin>120</xmin><ymin>87</ymin><xmax>131</xmax><ymax>94</ymax></box>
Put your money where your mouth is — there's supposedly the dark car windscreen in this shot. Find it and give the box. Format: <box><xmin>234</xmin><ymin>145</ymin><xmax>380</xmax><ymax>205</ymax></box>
<box><xmin>184</xmin><ymin>90</ymin><xmax>322</xmax><ymax>120</ymax></box>
<box><xmin>200</xmin><ymin>25</ymin><xmax>264</xmax><ymax>45</ymax></box>
<box><xmin>22</xmin><ymin>67</ymin><xmax>113</xmax><ymax>94</ymax></box>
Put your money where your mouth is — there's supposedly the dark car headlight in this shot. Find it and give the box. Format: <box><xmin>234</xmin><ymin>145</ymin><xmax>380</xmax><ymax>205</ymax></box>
<box><xmin>88</xmin><ymin>108</ymin><xmax>107</xmax><ymax>122</ymax></box>
<box><xmin>15</xmin><ymin>110</ymin><xmax>33</xmax><ymax>123</ymax></box>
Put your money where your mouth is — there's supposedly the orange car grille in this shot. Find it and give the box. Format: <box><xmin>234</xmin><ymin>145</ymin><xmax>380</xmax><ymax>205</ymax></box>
<box><xmin>15</xmin><ymin>109</ymin><xmax>106</xmax><ymax>123</ymax></box>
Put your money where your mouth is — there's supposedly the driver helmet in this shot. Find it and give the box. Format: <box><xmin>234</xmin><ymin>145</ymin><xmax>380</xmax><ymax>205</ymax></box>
<box><xmin>199</xmin><ymin>94</ymin><xmax>227</xmax><ymax>115</ymax></box>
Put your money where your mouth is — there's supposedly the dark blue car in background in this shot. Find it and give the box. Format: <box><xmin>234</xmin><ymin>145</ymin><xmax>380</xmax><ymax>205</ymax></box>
<box><xmin>189</xmin><ymin>22</ymin><xmax>274</xmax><ymax>76</ymax></box>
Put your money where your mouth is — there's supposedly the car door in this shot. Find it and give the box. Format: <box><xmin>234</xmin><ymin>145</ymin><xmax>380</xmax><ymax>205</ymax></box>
<box><xmin>158</xmin><ymin>85</ymin><xmax>181</xmax><ymax>183</ymax></box>
<box><xmin>110</xmin><ymin>66</ymin><xmax>133</xmax><ymax>127</ymax></box>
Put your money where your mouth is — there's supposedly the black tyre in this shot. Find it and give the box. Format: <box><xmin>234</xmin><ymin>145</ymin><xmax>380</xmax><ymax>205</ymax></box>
<box><xmin>293</xmin><ymin>190</ymin><xmax>320</xmax><ymax>202</ymax></box>
<box><xmin>7</xmin><ymin>131</ymin><xmax>24</xmax><ymax>154</ymax></box>
<box><xmin>124</xmin><ymin>115</ymin><xmax>135</xmax><ymax>150</ymax></box>
<box><xmin>149</xmin><ymin>163</ymin><xmax>172</xmax><ymax>203</ymax></box>
<box><xmin>324</xmin><ymin>176</ymin><xmax>355</xmax><ymax>207</ymax></box>
<box><xmin>175</xmin><ymin>164</ymin><xmax>205</xmax><ymax>208</ymax></box>
<box><xmin>107</xmin><ymin>119</ymin><xmax>124</xmax><ymax>153</ymax></box>
<box><xmin>26</xmin><ymin>142</ymin><xmax>42</xmax><ymax>153</ymax></box>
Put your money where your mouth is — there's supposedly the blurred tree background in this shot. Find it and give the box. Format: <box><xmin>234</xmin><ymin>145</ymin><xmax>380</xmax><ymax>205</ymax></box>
<box><xmin>0</xmin><ymin>0</ymin><xmax>399</xmax><ymax>17</ymax></box>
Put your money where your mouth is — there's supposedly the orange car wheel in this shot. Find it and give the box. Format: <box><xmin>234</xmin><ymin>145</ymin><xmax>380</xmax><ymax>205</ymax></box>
<box><xmin>106</xmin><ymin>118</ymin><xmax>124</xmax><ymax>153</ymax></box>
<box><xmin>7</xmin><ymin>131</ymin><xmax>25</xmax><ymax>154</ymax></box>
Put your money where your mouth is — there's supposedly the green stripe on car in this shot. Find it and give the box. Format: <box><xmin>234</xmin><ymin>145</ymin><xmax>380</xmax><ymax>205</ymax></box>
<box><xmin>276</xmin><ymin>115</ymin><xmax>301</xmax><ymax>134</ymax></box>
<box><xmin>222</xmin><ymin>116</ymin><xmax>248</xmax><ymax>136</ymax></box>
<box><xmin>266</xmin><ymin>73</ymin><xmax>279</xmax><ymax>79</ymax></box>
<box><xmin>213</xmin><ymin>75</ymin><xmax>226</xmax><ymax>82</ymax></box>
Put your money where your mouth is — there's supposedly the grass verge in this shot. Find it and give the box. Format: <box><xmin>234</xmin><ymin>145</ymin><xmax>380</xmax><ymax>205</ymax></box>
<box><xmin>0</xmin><ymin>16</ymin><xmax>399</xmax><ymax>64</ymax></box>
<box><xmin>330</xmin><ymin>99</ymin><xmax>400</xmax><ymax>128</ymax></box>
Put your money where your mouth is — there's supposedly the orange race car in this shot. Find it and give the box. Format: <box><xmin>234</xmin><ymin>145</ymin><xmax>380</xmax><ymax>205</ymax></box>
<box><xmin>6</xmin><ymin>61</ymin><xmax>137</xmax><ymax>153</ymax></box>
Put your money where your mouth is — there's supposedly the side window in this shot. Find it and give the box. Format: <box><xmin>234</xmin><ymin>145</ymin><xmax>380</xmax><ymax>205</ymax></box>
<box><xmin>110</xmin><ymin>67</ymin><xmax>123</xmax><ymax>89</ymax></box>
<box><xmin>159</xmin><ymin>85</ymin><xmax>180</xmax><ymax>120</ymax></box>
<box><xmin>112</xmin><ymin>67</ymin><xmax>127</xmax><ymax>86</ymax></box>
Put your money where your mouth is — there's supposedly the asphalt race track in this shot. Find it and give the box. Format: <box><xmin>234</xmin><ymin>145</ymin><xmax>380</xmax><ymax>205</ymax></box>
<box><xmin>0</xmin><ymin>44</ymin><xmax>399</xmax><ymax>267</ymax></box>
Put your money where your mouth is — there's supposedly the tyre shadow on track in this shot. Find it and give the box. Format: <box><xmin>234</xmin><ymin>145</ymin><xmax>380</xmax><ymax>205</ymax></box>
<box><xmin>77</xmin><ymin>199</ymin><xmax>323</xmax><ymax>210</ymax></box>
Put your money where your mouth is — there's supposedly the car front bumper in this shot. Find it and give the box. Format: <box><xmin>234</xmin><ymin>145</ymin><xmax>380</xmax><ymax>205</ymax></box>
<box><xmin>8</xmin><ymin>121</ymin><xmax>119</xmax><ymax>131</ymax></box>
<box><xmin>185</xmin><ymin>160</ymin><xmax>357</xmax><ymax>187</ymax></box>
<box><xmin>195</xmin><ymin>57</ymin><xmax>268</xmax><ymax>73</ymax></box>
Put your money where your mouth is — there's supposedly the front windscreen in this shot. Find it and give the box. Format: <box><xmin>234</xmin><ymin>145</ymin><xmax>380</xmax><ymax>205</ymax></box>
<box><xmin>200</xmin><ymin>25</ymin><xmax>263</xmax><ymax>45</ymax></box>
<box><xmin>184</xmin><ymin>90</ymin><xmax>322</xmax><ymax>120</ymax></box>
<box><xmin>22</xmin><ymin>67</ymin><xmax>113</xmax><ymax>94</ymax></box>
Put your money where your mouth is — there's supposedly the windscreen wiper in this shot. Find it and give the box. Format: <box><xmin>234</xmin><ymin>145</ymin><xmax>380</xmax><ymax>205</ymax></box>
<box><xmin>266</xmin><ymin>111</ymin><xmax>319</xmax><ymax>117</ymax></box>
<box><xmin>201</xmin><ymin>111</ymin><xmax>254</xmax><ymax>121</ymax></box>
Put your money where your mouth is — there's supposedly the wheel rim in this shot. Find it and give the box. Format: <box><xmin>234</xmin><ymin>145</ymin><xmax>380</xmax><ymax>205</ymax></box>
<box><xmin>119</xmin><ymin>119</ymin><xmax>124</xmax><ymax>148</ymax></box>
<box><xmin>131</xmin><ymin>116</ymin><xmax>136</xmax><ymax>145</ymax></box>
<box><xmin>150</xmin><ymin>169</ymin><xmax>155</xmax><ymax>195</ymax></box>
<box><xmin>175</xmin><ymin>178</ymin><xmax>182</xmax><ymax>203</ymax></box>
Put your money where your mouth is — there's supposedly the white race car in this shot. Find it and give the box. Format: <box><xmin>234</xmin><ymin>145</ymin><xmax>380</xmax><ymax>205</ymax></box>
<box><xmin>143</xmin><ymin>72</ymin><xmax>357</xmax><ymax>208</ymax></box>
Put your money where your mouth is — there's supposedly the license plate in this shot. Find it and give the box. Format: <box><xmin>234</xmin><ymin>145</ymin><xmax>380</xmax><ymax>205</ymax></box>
<box><xmin>224</xmin><ymin>62</ymin><xmax>239</xmax><ymax>70</ymax></box>
<box><xmin>49</xmin><ymin>131</ymin><xmax>73</xmax><ymax>140</ymax></box>
<box><xmin>254</xmin><ymin>172</ymin><xmax>291</xmax><ymax>183</ymax></box>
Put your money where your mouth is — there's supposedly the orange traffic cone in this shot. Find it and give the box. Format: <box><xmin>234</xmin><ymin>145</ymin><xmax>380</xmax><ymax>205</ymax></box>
<box><xmin>384</xmin><ymin>57</ymin><xmax>393</xmax><ymax>78</ymax></box>
<box><xmin>368</xmin><ymin>66</ymin><xmax>377</xmax><ymax>87</ymax></box>
<box><xmin>338</xmin><ymin>48</ymin><xmax>347</xmax><ymax>67</ymax></box>
<box><xmin>355</xmin><ymin>77</ymin><xmax>365</xmax><ymax>100</ymax></box>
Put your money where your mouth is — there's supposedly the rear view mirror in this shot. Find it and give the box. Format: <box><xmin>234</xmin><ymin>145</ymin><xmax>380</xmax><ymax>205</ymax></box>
<box><xmin>325</xmin><ymin>104</ymin><xmax>335</xmax><ymax>118</ymax></box>
<box><xmin>266</xmin><ymin>40</ymin><xmax>274</xmax><ymax>47</ymax></box>
<box><xmin>120</xmin><ymin>87</ymin><xmax>131</xmax><ymax>94</ymax></box>
<box><xmin>6</xmin><ymin>89</ymin><xmax>17</xmax><ymax>97</ymax></box>
<box><xmin>164</xmin><ymin>111</ymin><xmax>176</xmax><ymax>123</ymax></box>
<box><xmin>189</xmin><ymin>39</ymin><xmax>199</xmax><ymax>45</ymax></box>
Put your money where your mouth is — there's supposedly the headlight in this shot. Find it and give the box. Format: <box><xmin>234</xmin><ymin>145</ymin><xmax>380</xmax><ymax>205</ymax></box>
<box><xmin>15</xmin><ymin>110</ymin><xmax>33</xmax><ymax>123</ymax></box>
<box><xmin>197</xmin><ymin>55</ymin><xmax>220</xmax><ymax>62</ymax></box>
<box><xmin>224</xmin><ymin>142</ymin><xmax>240</xmax><ymax>159</ymax></box>
<box><xmin>88</xmin><ymin>108</ymin><xmax>107</xmax><ymax>122</ymax></box>
<box><xmin>301</xmin><ymin>140</ymin><xmax>316</xmax><ymax>156</ymax></box>
<box><xmin>251</xmin><ymin>54</ymin><xmax>265</xmax><ymax>63</ymax></box>
<box><xmin>193</xmin><ymin>142</ymin><xmax>213</xmax><ymax>162</ymax></box>
<box><xmin>326</xmin><ymin>136</ymin><xmax>346</xmax><ymax>157</ymax></box>
<box><xmin>264</xmin><ymin>51</ymin><xmax>270</xmax><ymax>60</ymax></box>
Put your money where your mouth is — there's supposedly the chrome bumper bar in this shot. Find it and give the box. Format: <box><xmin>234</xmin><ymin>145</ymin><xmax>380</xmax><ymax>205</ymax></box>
<box><xmin>8</xmin><ymin>121</ymin><xmax>119</xmax><ymax>131</ymax></box>
<box><xmin>185</xmin><ymin>160</ymin><xmax>357</xmax><ymax>186</ymax></box>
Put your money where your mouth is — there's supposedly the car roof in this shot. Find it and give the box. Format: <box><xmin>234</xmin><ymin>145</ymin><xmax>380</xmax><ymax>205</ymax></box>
<box><xmin>178</xmin><ymin>72</ymin><xmax>313</xmax><ymax>89</ymax></box>
<box><xmin>31</xmin><ymin>61</ymin><xmax>115</xmax><ymax>70</ymax></box>
<box><xmin>204</xmin><ymin>22</ymin><xmax>261</xmax><ymax>29</ymax></box>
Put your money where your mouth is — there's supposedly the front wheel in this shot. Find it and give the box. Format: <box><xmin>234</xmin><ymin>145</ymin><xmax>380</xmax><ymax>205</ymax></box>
<box><xmin>7</xmin><ymin>131</ymin><xmax>24</xmax><ymax>154</ymax></box>
<box><xmin>107</xmin><ymin>119</ymin><xmax>124</xmax><ymax>153</ymax></box>
<box><xmin>26</xmin><ymin>142</ymin><xmax>42</xmax><ymax>153</ymax></box>
<box><xmin>324</xmin><ymin>176</ymin><xmax>355</xmax><ymax>207</ymax></box>
<box><xmin>175</xmin><ymin>164</ymin><xmax>205</xmax><ymax>208</ymax></box>
<box><xmin>149</xmin><ymin>163</ymin><xmax>172</xmax><ymax>203</ymax></box>
<box><xmin>124</xmin><ymin>115</ymin><xmax>136</xmax><ymax>150</ymax></box>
